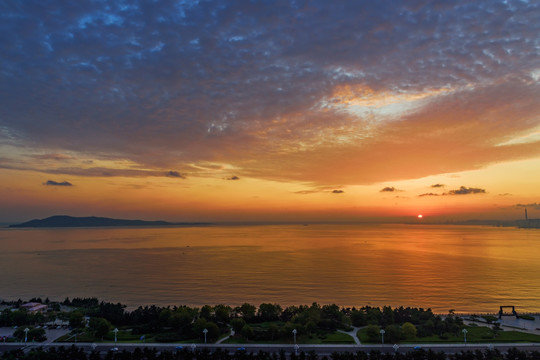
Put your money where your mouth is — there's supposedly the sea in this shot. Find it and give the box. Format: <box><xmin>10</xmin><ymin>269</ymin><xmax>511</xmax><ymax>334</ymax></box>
<box><xmin>1</xmin><ymin>224</ymin><xmax>539</xmax><ymax>314</ymax></box>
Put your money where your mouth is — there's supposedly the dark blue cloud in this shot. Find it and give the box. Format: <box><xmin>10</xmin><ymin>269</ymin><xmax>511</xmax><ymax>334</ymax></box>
<box><xmin>0</xmin><ymin>0</ymin><xmax>539</xmax><ymax>182</ymax></box>
<box><xmin>44</xmin><ymin>180</ymin><xmax>72</xmax><ymax>186</ymax></box>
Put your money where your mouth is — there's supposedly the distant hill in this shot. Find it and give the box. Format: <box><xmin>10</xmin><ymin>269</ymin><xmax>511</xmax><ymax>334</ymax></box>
<box><xmin>9</xmin><ymin>215</ymin><xmax>210</xmax><ymax>228</ymax></box>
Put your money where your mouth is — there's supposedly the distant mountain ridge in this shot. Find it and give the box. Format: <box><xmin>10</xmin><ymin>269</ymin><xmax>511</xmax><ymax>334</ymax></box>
<box><xmin>9</xmin><ymin>215</ymin><xmax>210</xmax><ymax>228</ymax></box>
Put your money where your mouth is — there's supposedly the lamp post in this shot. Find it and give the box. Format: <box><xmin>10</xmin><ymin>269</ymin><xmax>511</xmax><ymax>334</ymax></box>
<box><xmin>462</xmin><ymin>328</ymin><xmax>468</xmax><ymax>344</ymax></box>
<box><xmin>292</xmin><ymin>329</ymin><xmax>297</xmax><ymax>345</ymax></box>
<box><xmin>113</xmin><ymin>328</ymin><xmax>119</xmax><ymax>345</ymax></box>
<box><xmin>203</xmin><ymin>328</ymin><xmax>208</xmax><ymax>344</ymax></box>
<box><xmin>24</xmin><ymin>328</ymin><xmax>29</xmax><ymax>344</ymax></box>
<box><xmin>380</xmin><ymin>329</ymin><xmax>385</xmax><ymax>345</ymax></box>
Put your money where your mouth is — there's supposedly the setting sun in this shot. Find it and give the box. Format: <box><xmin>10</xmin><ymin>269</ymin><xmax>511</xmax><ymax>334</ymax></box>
<box><xmin>418</xmin><ymin>214</ymin><xmax>423</xmax><ymax>219</ymax></box>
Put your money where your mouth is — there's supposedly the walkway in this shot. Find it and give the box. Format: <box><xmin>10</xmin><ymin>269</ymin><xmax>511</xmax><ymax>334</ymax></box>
<box><xmin>338</xmin><ymin>326</ymin><xmax>361</xmax><ymax>345</ymax></box>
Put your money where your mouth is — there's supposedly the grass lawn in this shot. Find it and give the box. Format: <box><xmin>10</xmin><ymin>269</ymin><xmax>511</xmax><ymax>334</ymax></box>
<box><xmin>221</xmin><ymin>331</ymin><xmax>354</xmax><ymax>345</ymax></box>
<box><xmin>358</xmin><ymin>326</ymin><xmax>540</xmax><ymax>344</ymax></box>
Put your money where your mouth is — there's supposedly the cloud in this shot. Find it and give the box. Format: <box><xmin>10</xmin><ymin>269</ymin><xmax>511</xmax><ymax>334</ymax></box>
<box><xmin>166</xmin><ymin>171</ymin><xmax>185</xmax><ymax>178</ymax></box>
<box><xmin>380</xmin><ymin>187</ymin><xmax>401</xmax><ymax>193</ymax></box>
<box><xmin>446</xmin><ymin>186</ymin><xmax>486</xmax><ymax>195</ymax></box>
<box><xmin>0</xmin><ymin>1</ymin><xmax>539</xmax><ymax>186</ymax></box>
<box><xmin>332</xmin><ymin>190</ymin><xmax>344</xmax><ymax>194</ymax></box>
<box><xmin>32</xmin><ymin>153</ymin><xmax>75</xmax><ymax>161</ymax></box>
<box><xmin>420</xmin><ymin>186</ymin><xmax>487</xmax><ymax>196</ymax></box>
<box><xmin>431</xmin><ymin>184</ymin><xmax>445</xmax><ymax>188</ymax></box>
<box><xmin>418</xmin><ymin>193</ymin><xmax>440</xmax><ymax>197</ymax></box>
<box><xmin>516</xmin><ymin>203</ymin><xmax>540</xmax><ymax>210</ymax></box>
<box><xmin>44</xmin><ymin>180</ymin><xmax>72</xmax><ymax>186</ymax></box>
<box><xmin>226</xmin><ymin>176</ymin><xmax>240</xmax><ymax>180</ymax></box>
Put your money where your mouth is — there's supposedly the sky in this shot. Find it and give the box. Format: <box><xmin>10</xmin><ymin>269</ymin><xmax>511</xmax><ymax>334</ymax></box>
<box><xmin>1</xmin><ymin>0</ymin><xmax>539</xmax><ymax>223</ymax></box>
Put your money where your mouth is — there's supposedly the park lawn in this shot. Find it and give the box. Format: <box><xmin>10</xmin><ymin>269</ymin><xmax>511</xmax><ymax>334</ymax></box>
<box><xmin>491</xmin><ymin>331</ymin><xmax>540</xmax><ymax>342</ymax></box>
<box><xmin>320</xmin><ymin>332</ymin><xmax>354</xmax><ymax>344</ymax></box>
<box><xmin>55</xmin><ymin>332</ymin><xmax>96</xmax><ymax>342</ymax></box>
<box><xmin>221</xmin><ymin>331</ymin><xmax>354</xmax><ymax>345</ymax></box>
<box><xmin>358</xmin><ymin>326</ymin><xmax>540</xmax><ymax>344</ymax></box>
<box><xmin>255</xmin><ymin>321</ymin><xmax>286</xmax><ymax>328</ymax></box>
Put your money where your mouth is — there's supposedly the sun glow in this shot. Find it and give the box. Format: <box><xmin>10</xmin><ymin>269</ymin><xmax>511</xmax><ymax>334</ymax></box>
<box><xmin>418</xmin><ymin>214</ymin><xmax>423</xmax><ymax>219</ymax></box>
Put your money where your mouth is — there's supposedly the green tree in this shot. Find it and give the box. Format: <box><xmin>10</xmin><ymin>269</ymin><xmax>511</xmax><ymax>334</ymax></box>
<box><xmin>200</xmin><ymin>305</ymin><xmax>213</xmax><ymax>321</ymax></box>
<box><xmin>381</xmin><ymin>306</ymin><xmax>395</xmax><ymax>326</ymax></box>
<box><xmin>385</xmin><ymin>324</ymin><xmax>402</xmax><ymax>343</ymax></box>
<box><xmin>192</xmin><ymin>318</ymin><xmax>220</xmax><ymax>342</ymax></box>
<box><xmin>238</xmin><ymin>303</ymin><xmax>256</xmax><ymax>322</ymax></box>
<box><xmin>350</xmin><ymin>309</ymin><xmax>367</xmax><ymax>327</ymax></box>
<box><xmin>69</xmin><ymin>311</ymin><xmax>85</xmax><ymax>329</ymax></box>
<box><xmin>258</xmin><ymin>303</ymin><xmax>282</xmax><ymax>322</ymax></box>
<box><xmin>89</xmin><ymin>317</ymin><xmax>111</xmax><ymax>340</ymax></box>
<box><xmin>365</xmin><ymin>324</ymin><xmax>381</xmax><ymax>342</ymax></box>
<box><xmin>231</xmin><ymin>318</ymin><xmax>246</xmax><ymax>333</ymax></box>
<box><xmin>169</xmin><ymin>311</ymin><xmax>193</xmax><ymax>333</ymax></box>
<box><xmin>14</xmin><ymin>327</ymin><xmax>46</xmax><ymax>342</ymax></box>
<box><xmin>402</xmin><ymin>322</ymin><xmax>417</xmax><ymax>340</ymax></box>
<box><xmin>267</xmin><ymin>323</ymin><xmax>279</xmax><ymax>340</ymax></box>
<box><xmin>214</xmin><ymin>304</ymin><xmax>231</xmax><ymax>324</ymax></box>
<box><xmin>241</xmin><ymin>325</ymin><xmax>254</xmax><ymax>341</ymax></box>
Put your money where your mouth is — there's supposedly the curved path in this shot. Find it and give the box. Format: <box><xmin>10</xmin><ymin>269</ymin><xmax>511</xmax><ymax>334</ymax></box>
<box><xmin>338</xmin><ymin>326</ymin><xmax>361</xmax><ymax>345</ymax></box>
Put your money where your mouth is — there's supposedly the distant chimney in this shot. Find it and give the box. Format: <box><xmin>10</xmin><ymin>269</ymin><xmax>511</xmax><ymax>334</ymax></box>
<box><xmin>525</xmin><ymin>208</ymin><xmax>528</xmax><ymax>221</ymax></box>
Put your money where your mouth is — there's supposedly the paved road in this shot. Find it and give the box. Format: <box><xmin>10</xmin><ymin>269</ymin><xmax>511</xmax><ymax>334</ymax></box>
<box><xmin>3</xmin><ymin>342</ymin><xmax>540</xmax><ymax>356</ymax></box>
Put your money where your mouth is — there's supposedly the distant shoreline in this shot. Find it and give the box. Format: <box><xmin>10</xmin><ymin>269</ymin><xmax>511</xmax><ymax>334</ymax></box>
<box><xmin>4</xmin><ymin>215</ymin><xmax>539</xmax><ymax>229</ymax></box>
<box><xmin>8</xmin><ymin>215</ymin><xmax>212</xmax><ymax>228</ymax></box>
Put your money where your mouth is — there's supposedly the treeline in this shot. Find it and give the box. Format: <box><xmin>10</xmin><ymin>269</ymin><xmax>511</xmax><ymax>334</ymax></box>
<box><xmin>2</xmin><ymin>346</ymin><xmax>540</xmax><ymax>360</ymax></box>
<box><xmin>2</xmin><ymin>298</ymin><xmax>470</xmax><ymax>343</ymax></box>
<box><xmin>2</xmin><ymin>297</ymin><xmax>474</xmax><ymax>344</ymax></box>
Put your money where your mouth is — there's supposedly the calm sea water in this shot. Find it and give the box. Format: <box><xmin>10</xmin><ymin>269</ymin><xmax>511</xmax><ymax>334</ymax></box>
<box><xmin>1</xmin><ymin>224</ymin><xmax>539</xmax><ymax>313</ymax></box>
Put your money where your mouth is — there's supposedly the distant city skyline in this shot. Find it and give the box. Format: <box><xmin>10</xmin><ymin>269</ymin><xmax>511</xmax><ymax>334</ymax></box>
<box><xmin>1</xmin><ymin>1</ymin><xmax>539</xmax><ymax>223</ymax></box>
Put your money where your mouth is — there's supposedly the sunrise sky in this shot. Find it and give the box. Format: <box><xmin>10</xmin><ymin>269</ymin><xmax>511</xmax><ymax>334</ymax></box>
<box><xmin>1</xmin><ymin>0</ymin><xmax>539</xmax><ymax>223</ymax></box>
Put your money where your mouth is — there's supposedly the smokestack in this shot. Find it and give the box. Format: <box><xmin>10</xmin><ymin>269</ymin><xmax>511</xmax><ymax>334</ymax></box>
<box><xmin>525</xmin><ymin>208</ymin><xmax>528</xmax><ymax>221</ymax></box>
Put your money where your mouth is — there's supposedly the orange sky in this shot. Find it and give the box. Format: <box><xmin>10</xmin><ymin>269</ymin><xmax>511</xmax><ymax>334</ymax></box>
<box><xmin>1</xmin><ymin>2</ymin><xmax>539</xmax><ymax>223</ymax></box>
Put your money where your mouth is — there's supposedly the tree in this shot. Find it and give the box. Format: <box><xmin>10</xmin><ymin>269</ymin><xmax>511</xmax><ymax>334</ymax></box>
<box><xmin>238</xmin><ymin>303</ymin><xmax>256</xmax><ymax>322</ymax></box>
<box><xmin>381</xmin><ymin>306</ymin><xmax>395</xmax><ymax>326</ymax></box>
<box><xmin>89</xmin><ymin>317</ymin><xmax>111</xmax><ymax>340</ymax></box>
<box><xmin>192</xmin><ymin>318</ymin><xmax>220</xmax><ymax>342</ymax></box>
<box><xmin>69</xmin><ymin>311</ymin><xmax>85</xmax><ymax>329</ymax></box>
<box><xmin>402</xmin><ymin>322</ymin><xmax>417</xmax><ymax>340</ymax></box>
<box><xmin>267</xmin><ymin>323</ymin><xmax>279</xmax><ymax>340</ymax></box>
<box><xmin>14</xmin><ymin>327</ymin><xmax>46</xmax><ymax>342</ymax></box>
<box><xmin>350</xmin><ymin>309</ymin><xmax>367</xmax><ymax>327</ymax></box>
<box><xmin>200</xmin><ymin>305</ymin><xmax>213</xmax><ymax>321</ymax></box>
<box><xmin>231</xmin><ymin>318</ymin><xmax>246</xmax><ymax>333</ymax></box>
<box><xmin>365</xmin><ymin>324</ymin><xmax>381</xmax><ymax>342</ymax></box>
<box><xmin>214</xmin><ymin>304</ymin><xmax>231</xmax><ymax>324</ymax></box>
<box><xmin>258</xmin><ymin>303</ymin><xmax>282</xmax><ymax>322</ymax></box>
<box><xmin>384</xmin><ymin>324</ymin><xmax>402</xmax><ymax>343</ymax></box>
<box><xmin>241</xmin><ymin>325</ymin><xmax>254</xmax><ymax>341</ymax></box>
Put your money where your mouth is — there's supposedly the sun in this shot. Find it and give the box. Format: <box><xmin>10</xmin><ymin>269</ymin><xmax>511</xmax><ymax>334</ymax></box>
<box><xmin>417</xmin><ymin>214</ymin><xmax>423</xmax><ymax>219</ymax></box>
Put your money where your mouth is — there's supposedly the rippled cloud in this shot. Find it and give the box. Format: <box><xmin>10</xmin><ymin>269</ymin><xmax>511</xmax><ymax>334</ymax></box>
<box><xmin>1</xmin><ymin>0</ymin><xmax>539</xmax><ymax>186</ymax></box>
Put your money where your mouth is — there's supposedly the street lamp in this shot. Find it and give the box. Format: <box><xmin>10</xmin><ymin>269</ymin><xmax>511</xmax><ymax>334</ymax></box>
<box><xmin>203</xmin><ymin>328</ymin><xmax>208</xmax><ymax>344</ymax></box>
<box><xmin>462</xmin><ymin>328</ymin><xmax>468</xmax><ymax>344</ymax></box>
<box><xmin>292</xmin><ymin>329</ymin><xmax>297</xmax><ymax>345</ymax></box>
<box><xmin>113</xmin><ymin>328</ymin><xmax>119</xmax><ymax>345</ymax></box>
<box><xmin>24</xmin><ymin>328</ymin><xmax>29</xmax><ymax>344</ymax></box>
<box><xmin>380</xmin><ymin>329</ymin><xmax>385</xmax><ymax>345</ymax></box>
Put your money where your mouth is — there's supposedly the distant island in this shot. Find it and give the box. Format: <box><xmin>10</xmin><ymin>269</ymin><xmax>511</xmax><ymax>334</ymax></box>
<box><xmin>9</xmin><ymin>215</ymin><xmax>211</xmax><ymax>228</ymax></box>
